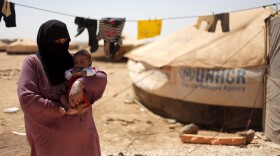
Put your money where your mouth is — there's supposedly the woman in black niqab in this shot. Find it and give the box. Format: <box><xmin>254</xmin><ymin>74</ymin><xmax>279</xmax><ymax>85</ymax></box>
<box><xmin>36</xmin><ymin>19</ymin><xmax>74</xmax><ymax>86</ymax></box>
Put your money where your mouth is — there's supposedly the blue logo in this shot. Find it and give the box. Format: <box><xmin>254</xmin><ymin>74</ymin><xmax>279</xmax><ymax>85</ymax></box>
<box><xmin>180</xmin><ymin>67</ymin><xmax>246</xmax><ymax>84</ymax></box>
<box><xmin>180</xmin><ymin>68</ymin><xmax>195</xmax><ymax>81</ymax></box>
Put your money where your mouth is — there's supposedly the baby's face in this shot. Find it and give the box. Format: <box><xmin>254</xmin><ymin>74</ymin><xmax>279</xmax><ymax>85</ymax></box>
<box><xmin>74</xmin><ymin>55</ymin><xmax>91</xmax><ymax>68</ymax></box>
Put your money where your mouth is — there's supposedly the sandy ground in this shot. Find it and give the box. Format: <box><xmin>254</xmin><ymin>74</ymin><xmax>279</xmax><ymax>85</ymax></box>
<box><xmin>0</xmin><ymin>51</ymin><xmax>280</xmax><ymax>156</ymax></box>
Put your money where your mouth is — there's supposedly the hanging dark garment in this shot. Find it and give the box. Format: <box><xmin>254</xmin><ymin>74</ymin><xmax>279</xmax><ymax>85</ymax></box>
<box><xmin>74</xmin><ymin>17</ymin><xmax>98</xmax><ymax>52</ymax></box>
<box><xmin>0</xmin><ymin>0</ymin><xmax>16</xmax><ymax>27</ymax></box>
<box><xmin>195</xmin><ymin>13</ymin><xmax>229</xmax><ymax>32</ymax></box>
<box><xmin>208</xmin><ymin>13</ymin><xmax>230</xmax><ymax>32</ymax></box>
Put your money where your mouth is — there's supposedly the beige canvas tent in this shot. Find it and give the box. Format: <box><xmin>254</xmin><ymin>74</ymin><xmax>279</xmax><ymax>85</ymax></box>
<box><xmin>6</xmin><ymin>38</ymin><xmax>79</xmax><ymax>55</ymax></box>
<box><xmin>6</xmin><ymin>38</ymin><xmax>38</xmax><ymax>55</ymax></box>
<box><xmin>125</xmin><ymin>8</ymin><xmax>273</xmax><ymax>130</ymax></box>
<box><xmin>0</xmin><ymin>41</ymin><xmax>8</xmax><ymax>52</ymax></box>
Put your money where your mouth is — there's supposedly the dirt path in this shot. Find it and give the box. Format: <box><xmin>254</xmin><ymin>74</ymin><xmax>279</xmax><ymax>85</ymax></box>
<box><xmin>0</xmin><ymin>53</ymin><xmax>280</xmax><ymax>156</ymax></box>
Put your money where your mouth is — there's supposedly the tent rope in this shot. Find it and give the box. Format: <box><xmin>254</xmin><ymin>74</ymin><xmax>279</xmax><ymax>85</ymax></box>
<box><xmin>265</xmin><ymin>76</ymin><xmax>280</xmax><ymax>103</ymax></box>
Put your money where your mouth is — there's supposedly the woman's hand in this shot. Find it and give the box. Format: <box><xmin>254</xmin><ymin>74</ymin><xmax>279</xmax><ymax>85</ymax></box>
<box><xmin>73</xmin><ymin>103</ymin><xmax>90</xmax><ymax>115</ymax></box>
<box><xmin>60</xmin><ymin>103</ymin><xmax>90</xmax><ymax>116</ymax></box>
<box><xmin>60</xmin><ymin>107</ymin><xmax>79</xmax><ymax>115</ymax></box>
<box><xmin>69</xmin><ymin>81</ymin><xmax>84</xmax><ymax>106</ymax></box>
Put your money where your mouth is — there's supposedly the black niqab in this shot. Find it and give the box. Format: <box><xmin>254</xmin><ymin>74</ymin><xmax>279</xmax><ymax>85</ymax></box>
<box><xmin>36</xmin><ymin>20</ymin><xmax>74</xmax><ymax>86</ymax></box>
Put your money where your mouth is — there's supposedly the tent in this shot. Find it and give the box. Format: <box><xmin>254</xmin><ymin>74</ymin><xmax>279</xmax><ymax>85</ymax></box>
<box><xmin>0</xmin><ymin>38</ymin><xmax>16</xmax><ymax>52</ymax></box>
<box><xmin>0</xmin><ymin>41</ymin><xmax>8</xmax><ymax>52</ymax></box>
<box><xmin>6</xmin><ymin>38</ymin><xmax>79</xmax><ymax>55</ymax></box>
<box><xmin>125</xmin><ymin>8</ymin><xmax>273</xmax><ymax>131</ymax></box>
<box><xmin>6</xmin><ymin>38</ymin><xmax>38</xmax><ymax>55</ymax></box>
<box><xmin>265</xmin><ymin>13</ymin><xmax>280</xmax><ymax>144</ymax></box>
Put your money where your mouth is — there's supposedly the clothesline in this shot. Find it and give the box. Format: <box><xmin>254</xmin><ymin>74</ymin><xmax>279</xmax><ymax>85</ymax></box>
<box><xmin>12</xmin><ymin>2</ymin><xmax>280</xmax><ymax>22</ymax></box>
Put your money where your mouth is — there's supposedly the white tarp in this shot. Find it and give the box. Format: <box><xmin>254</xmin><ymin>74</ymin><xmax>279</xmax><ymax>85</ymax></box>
<box><xmin>128</xmin><ymin>60</ymin><xmax>264</xmax><ymax>108</ymax></box>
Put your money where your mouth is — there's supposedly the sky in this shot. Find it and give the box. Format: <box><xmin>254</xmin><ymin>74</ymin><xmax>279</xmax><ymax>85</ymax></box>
<box><xmin>1</xmin><ymin>0</ymin><xmax>280</xmax><ymax>43</ymax></box>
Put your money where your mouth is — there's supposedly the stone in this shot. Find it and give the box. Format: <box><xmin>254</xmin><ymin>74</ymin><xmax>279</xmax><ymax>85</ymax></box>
<box><xmin>180</xmin><ymin>123</ymin><xmax>199</xmax><ymax>135</ymax></box>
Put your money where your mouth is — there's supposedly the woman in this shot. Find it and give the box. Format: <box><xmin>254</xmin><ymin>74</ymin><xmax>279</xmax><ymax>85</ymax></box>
<box><xmin>17</xmin><ymin>19</ymin><xmax>107</xmax><ymax>156</ymax></box>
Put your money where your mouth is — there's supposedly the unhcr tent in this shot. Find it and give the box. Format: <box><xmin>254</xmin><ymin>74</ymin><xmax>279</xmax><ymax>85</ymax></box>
<box><xmin>125</xmin><ymin>8</ymin><xmax>273</xmax><ymax>131</ymax></box>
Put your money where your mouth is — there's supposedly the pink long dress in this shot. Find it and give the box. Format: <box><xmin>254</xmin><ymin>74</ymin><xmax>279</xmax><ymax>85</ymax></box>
<box><xmin>17</xmin><ymin>54</ymin><xmax>107</xmax><ymax>156</ymax></box>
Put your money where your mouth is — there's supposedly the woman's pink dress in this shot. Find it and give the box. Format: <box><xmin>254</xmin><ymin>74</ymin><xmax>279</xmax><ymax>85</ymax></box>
<box><xmin>17</xmin><ymin>54</ymin><xmax>107</xmax><ymax>156</ymax></box>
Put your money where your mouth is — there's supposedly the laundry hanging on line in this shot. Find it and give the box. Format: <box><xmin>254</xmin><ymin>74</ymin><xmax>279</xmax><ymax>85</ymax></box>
<box><xmin>2</xmin><ymin>0</ymin><xmax>10</xmax><ymax>17</ymax></box>
<box><xmin>74</xmin><ymin>17</ymin><xmax>98</xmax><ymax>52</ymax></box>
<box><xmin>0</xmin><ymin>0</ymin><xmax>16</xmax><ymax>27</ymax></box>
<box><xmin>195</xmin><ymin>13</ymin><xmax>230</xmax><ymax>32</ymax></box>
<box><xmin>96</xmin><ymin>17</ymin><xmax>126</xmax><ymax>58</ymax></box>
<box><xmin>137</xmin><ymin>19</ymin><xmax>162</xmax><ymax>39</ymax></box>
<box><xmin>3</xmin><ymin>1</ymin><xmax>276</xmax><ymax>38</ymax></box>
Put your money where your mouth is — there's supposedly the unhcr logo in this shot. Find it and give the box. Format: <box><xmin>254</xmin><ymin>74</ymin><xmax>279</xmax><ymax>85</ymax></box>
<box><xmin>180</xmin><ymin>67</ymin><xmax>246</xmax><ymax>84</ymax></box>
<box><xmin>180</xmin><ymin>68</ymin><xmax>195</xmax><ymax>81</ymax></box>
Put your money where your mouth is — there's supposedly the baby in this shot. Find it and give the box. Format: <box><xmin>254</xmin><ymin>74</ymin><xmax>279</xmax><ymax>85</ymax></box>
<box><xmin>60</xmin><ymin>49</ymin><xmax>96</xmax><ymax>111</ymax></box>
